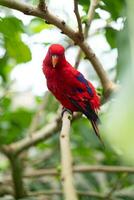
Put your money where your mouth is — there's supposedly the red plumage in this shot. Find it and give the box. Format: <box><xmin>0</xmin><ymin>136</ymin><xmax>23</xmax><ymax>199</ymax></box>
<box><xmin>42</xmin><ymin>44</ymin><xmax>102</xmax><ymax>142</ymax></box>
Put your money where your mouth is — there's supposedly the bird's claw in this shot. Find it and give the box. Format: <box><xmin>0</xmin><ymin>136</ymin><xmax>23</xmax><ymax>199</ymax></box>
<box><xmin>61</xmin><ymin>107</ymin><xmax>73</xmax><ymax>118</ymax></box>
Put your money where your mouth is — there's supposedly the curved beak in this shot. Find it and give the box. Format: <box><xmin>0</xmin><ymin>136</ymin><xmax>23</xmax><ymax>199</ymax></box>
<box><xmin>52</xmin><ymin>55</ymin><xmax>59</xmax><ymax>68</ymax></box>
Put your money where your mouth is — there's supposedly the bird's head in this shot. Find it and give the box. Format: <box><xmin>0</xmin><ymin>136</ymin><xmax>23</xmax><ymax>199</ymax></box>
<box><xmin>48</xmin><ymin>44</ymin><xmax>65</xmax><ymax>68</ymax></box>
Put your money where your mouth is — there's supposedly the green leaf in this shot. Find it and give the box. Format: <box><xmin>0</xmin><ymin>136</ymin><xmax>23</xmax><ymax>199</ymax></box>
<box><xmin>28</xmin><ymin>18</ymin><xmax>53</xmax><ymax>34</ymax></box>
<box><xmin>105</xmin><ymin>27</ymin><xmax>117</xmax><ymax>48</ymax></box>
<box><xmin>11</xmin><ymin>108</ymin><xmax>33</xmax><ymax>129</ymax></box>
<box><xmin>100</xmin><ymin>0</ymin><xmax>125</xmax><ymax>20</ymax></box>
<box><xmin>78</xmin><ymin>0</ymin><xmax>90</xmax><ymax>12</ymax></box>
<box><xmin>0</xmin><ymin>16</ymin><xmax>31</xmax><ymax>63</ymax></box>
<box><xmin>5</xmin><ymin>36</ymin><xmax>31</xmax><ymax>63</ymax></box>
<box><xmin>0</xmin><ymin>16</ymin><xmax>24</xmax><ymax>36</ymax></box>
<box><xmin>0</xmin><ymin>107</ymin><xmax>33</xmax><ymax>145</ymax></box>
<box><xmin>0</xmin><ymin>54</ymin><xmax>9</xmax><ymax>82</ymax></box>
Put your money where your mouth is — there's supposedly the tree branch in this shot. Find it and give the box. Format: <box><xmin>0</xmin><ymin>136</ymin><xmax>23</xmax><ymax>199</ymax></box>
<box><xmin>1</xmin><ymin>114</ymin><xmax>61</xmax><ymax>156</ymax></box>
<box><xmin>28</xmin><ymin>190</ymin><xmax>105</xmax><ymax>199</ymax></box>
<box><xmin>85</xmin><ymin>0</ymin><xmax>100</xmax><ymax>36</ymax></box>
<box><xmin>38</xmin><ymin>0</ymin><xmax>46</xmax><ymax>11</ymax></box>
<box><xmin>73</xmin><ymin>0</ymin><xmax>83</xmax><ymax>40</ymax></box>
<box><xmin>74</xmin><ymin>0</ymin><xmax>100</xmax><ymax>68</ymax></box>
<box><xmin>8</xmin><ymin>155</ymin><xmax>26</xmax><ymax>199</ymax></box>
<box><xmin>22</xmin><ymin>165</ymin><xmax>134</xmax><ymax>179</ymax></box>
<box><xmin>27</xmin><ymin>188</ymin><xmax>134</xmax><ymax>199</ymax></box>
<box><xmin>74</xmin><ymin>165</ymin><xmax>134</xmax><ymax>173</ymax></box>
<box><xmin>60</xmin><ymin>111</ymin><xmax>78</xmax><ymax>200</ymax></box>
<box><xmin>0</xmin><ymin>0</ymin><xmax>117</xmax><ymax>96</ymax></box>
<box><xmin>0</xmin><ymin>108</ymin><xmax>81</xmax><ymax>157</ymax></box>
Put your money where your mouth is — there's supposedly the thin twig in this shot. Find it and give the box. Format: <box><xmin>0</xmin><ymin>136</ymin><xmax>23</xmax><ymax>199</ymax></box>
<box><xmin>3</xmin><ymin>165</ymin><xmax>134</xmax><ymax>184</ymax></box>
<box><xmin>85</xmin><ymin>0</ymin><xmax>100</xmax><ymax>36</ymax></box>
<box><xmin>74</xmin><ymin>0</ymin><xmax>100</xmax><ymax>68</ymax></box>
<box><xmin>60</xmin><ymin>111</ymin><xmax>78</xmax><ymax>200</ymax></box>
<box><xmin>28</xmin><ymin>190</ymin><xmax>105</xmax><ymax>199</ymax></box>
<box><xmin>22</xmin><ymin>165</ymin><xmax>134</xmax><ymax>178</ymax></box>
<box><xmin>74</xmin><ymin>0</ymin><xmax>83</xmax><ymax>40</ymax></box>
<box><xmin>74</xmin><ymin>50</ymin><xmax>83</xmax><ymax>69</ymax></box>
<box><xmin>105</xmin><ymin>173</ymin><xmax>128</xmax><ymax>199</ymax></box>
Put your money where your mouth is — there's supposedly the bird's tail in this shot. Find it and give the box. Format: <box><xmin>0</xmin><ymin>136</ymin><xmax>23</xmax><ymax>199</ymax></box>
<box><xmin>90</xmin><ymin>119</ymin><xmax>105</xmax><ymax>147</ymax></box>
<box><xmin>68</xmin><ymin>97</ymin><xmax>104</xmax><ymax>146</ymax></box>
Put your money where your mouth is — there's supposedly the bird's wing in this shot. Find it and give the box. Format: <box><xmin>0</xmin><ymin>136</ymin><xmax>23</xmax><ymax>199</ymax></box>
<box><xmin>64</xmin><ymin>68</ymin><xmax>100</xmax><ymax>111</ymax></box>
<box><xmin>75</xmin><ymin>73</ymin><xmax>94</xmax><ymax>97</ymax></box>
<box><xmin>64</xmin><ymin>70</ymin><xmax>103</xmax><ymax>144</ymax></box>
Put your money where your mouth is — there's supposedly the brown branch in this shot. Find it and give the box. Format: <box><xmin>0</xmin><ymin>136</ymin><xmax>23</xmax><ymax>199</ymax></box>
<box><xmin>28</xmin><ymin>190</ymin><xmax>105</xmax><ymax>198</ymax></box>
<box><xmin>27</xmin><ymin>189</ymin><xmax>134</xmax><ymax>199</ymax></box>
<box><xmin>22</xmin><ymin>165</ymin><xmax>134</xmax><ymax>179</ymax></box>
<box><xmin>2</xmin><ymin>164</ymin><xmax>134</xmax><ymax>198</ymax></box>
<box><xmin>0</xmin><ymin>109</ymin><xmax>81</xmax><ymax>157</ymax></box>
<box><xmin>74</xmin><ymin>0</ymin><xmax>83</xmax><ymax>40</ymax></box>
<box><xmin>74</xmin><ymin>165</ymin><xmax>134</xmax><ymax>173</ymax></box>
<box><xmin>85</xmin><ymin>0</ymin><xmax>100</xmax><ymax>36</ymax></box>
<box><xmin>1</xmin><ymin>114</ymin><xmax>61</xmax><ymax>156</ymax></box>
<box><xmin>74</xmin><ymin>50</ymin><xmax>83</xmax><ymax>69</ymax></box>
<box><xmin>0</xmin><ymin>0</ymin><xmax>117</xmax><ymax>96</ymax></box>
<box><xmin>60</xmin><ymin>111</ymin><xmax>78</xmax><ymax>200</ymax></box>
<box><xmin>8</xmin><ymin>155</ymin><xmax>26</xmax><ymax>199</ymax></box>
<box><xmin>74</xmin><ymin>0</ymin><xmax>100</xmax><ymax>68</ymax></box>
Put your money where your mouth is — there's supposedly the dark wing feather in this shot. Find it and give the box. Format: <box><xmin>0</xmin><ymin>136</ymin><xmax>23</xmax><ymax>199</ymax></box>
<box><xmin>68</xmin><ymin>96</ymin><xmax>104</xmax><ymax>146</ymax></box>
<box><xmin>76</xmin><ymin>73</ymin><xmax>93</xmax><ymax>96</ymax></box>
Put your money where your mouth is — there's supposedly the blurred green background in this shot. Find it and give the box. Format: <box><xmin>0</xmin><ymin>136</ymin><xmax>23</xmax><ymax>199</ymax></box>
<box><xmin>0</xmin><ymin>0</ymin><xmax>134</xmax><ymax>199</ymax></box>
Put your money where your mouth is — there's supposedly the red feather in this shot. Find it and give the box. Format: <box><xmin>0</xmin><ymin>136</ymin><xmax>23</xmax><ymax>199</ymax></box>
<box><xmin>42</xmin><ymin>44</ymin><xmax>102</xmax><ymax>143</ymax></box>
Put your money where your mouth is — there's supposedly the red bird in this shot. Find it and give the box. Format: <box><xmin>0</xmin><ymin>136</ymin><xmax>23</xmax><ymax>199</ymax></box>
<box><xmin>43</xmin><ymin>44</ymin><xmax>102</xmax><ymax>142</ymax></box>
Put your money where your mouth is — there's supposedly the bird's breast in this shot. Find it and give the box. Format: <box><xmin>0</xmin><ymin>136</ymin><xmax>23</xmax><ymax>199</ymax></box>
<box><xmin>46</xmin><ymin>69</ymin><xmax>65</xmax><ymax>94</ymax></box>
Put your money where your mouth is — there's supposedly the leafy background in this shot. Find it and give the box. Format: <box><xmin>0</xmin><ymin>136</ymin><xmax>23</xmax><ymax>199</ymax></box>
<box><xmin>0</xmin><ymin>0</ymin><xmax>134</xmax><ymax>199</ymax></box>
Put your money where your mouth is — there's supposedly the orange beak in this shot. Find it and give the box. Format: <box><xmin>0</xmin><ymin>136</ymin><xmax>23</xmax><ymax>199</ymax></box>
<box><xmin>52</xmin><ymin>55</ymin><xmax>59</xmax><ymax>68</ymax></box>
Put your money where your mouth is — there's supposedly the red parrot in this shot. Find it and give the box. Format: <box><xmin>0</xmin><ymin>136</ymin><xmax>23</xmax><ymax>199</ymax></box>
<box><xmin>42</xmin><ymin>44</ymin><xmax>102</xmax><ymax>143</ymax></box>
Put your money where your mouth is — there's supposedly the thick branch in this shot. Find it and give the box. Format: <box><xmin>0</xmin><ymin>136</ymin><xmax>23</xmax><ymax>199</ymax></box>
<box><xmin>74</xmin><ymin>0</ymin><xmax>83</xmax><ymax>40</ymax></box>
<box><xmin>60</xmin><ymin>111</ymin><xmax>78</xmax><ymax>200</ymax></box>
<box><xmin>0</xmin><ymin>0</ymin><xmax>116</xmax><ymax>95</ymax></box>
<box><xmin>8</xmin><ymin>155</ymin><xmax>26</xmax><ymax>199</ymax></box>
<box><xmin>1</xmin><ymin>115</ymin><xmax>60</xmax><ymax>156</ymax></box>
<box><xmin>0</xmin><ymin>109</ymin><xmax>81</xmax><ymax>157</ymax></box>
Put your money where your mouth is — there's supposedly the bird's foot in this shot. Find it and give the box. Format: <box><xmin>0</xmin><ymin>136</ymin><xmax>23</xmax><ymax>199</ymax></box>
<box><xmin>61</xmin><ymin>107</ymin><xmax>73</xmax><ymax>118</ymax></box>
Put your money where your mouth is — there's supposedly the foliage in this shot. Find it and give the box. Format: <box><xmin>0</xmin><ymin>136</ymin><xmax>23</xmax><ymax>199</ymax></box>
<box><xmin>0</xmin><ymin>0</ymin><xmax>134</xmax><ymax>200</ymax></box>
<box><xmin>0</xmin><ymin>16</ymin><xmax>31</xmax><ymax>82</ymax></box>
